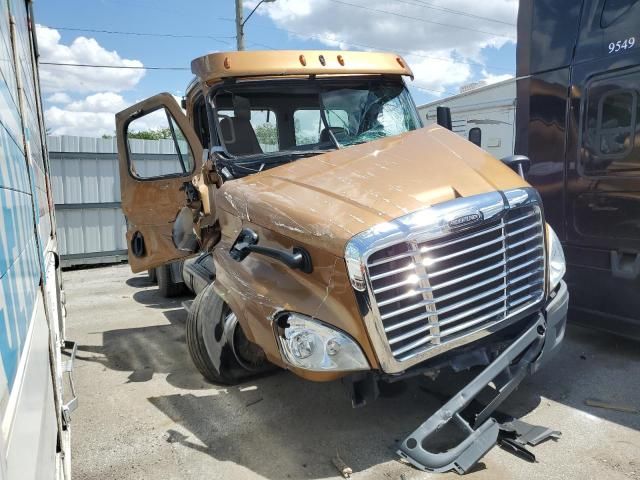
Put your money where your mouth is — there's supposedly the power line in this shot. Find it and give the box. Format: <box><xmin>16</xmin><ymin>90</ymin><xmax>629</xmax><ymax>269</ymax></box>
<box><xmin>40</xmin><ymin>61</ymin><xmax>189</xmax><ymax>70</ymax></box>
<box><xmin>393</xmin><ymin>0</ymin><xmax>516</xmax><ymax>27</ymax></box>
<box><xmin>325</xmin><ymin>0</ymin><xmax>516</xmax><ymax>40</ymax></box>
<box><xmin>49</xmin><ymin>26</ymin><xmax>235</xmax><ymax>43</ymax></box>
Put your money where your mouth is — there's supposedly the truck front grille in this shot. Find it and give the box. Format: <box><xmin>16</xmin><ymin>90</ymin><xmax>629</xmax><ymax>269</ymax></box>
<box><xmin>366</xmin><ymin>205</ymin><xmax>545</xmax><ymax>362</ymax></box>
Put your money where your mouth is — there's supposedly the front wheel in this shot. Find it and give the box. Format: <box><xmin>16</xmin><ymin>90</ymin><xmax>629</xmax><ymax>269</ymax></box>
<box><xmin>148</xmin><ymin>268</ymin><xmax>157</xmax><ymax>284</ymax></box>
<box><xmin>186</xmin><ymin>283</ymin><xmax>271</xmax><ymax>384</ymax></box>
<box><xmin>156</xmin><ymin>263</ymin><xmax>185</xmax><ymax>297</ymax></box>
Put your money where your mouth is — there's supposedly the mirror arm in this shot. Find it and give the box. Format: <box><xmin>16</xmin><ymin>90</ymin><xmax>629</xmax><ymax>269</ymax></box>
<box><xmin>500</xmin><ymin>155</ymin><xmax>531</xmax><ymax>178</ymax></box>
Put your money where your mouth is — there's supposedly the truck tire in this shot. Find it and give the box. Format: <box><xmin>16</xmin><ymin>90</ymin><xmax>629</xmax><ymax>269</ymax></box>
<box><xmin>156</xmin><ymin>263</ymin><xmax>184</xmax><ymax>297</ymax></box>
<box><xmin>148</xmin><ymin>268</ymin><xmax>157</xmax><ymax>284</ymax></box>
<box><xmin>186</xmin><ymin>283</ymin><xmax>270</xmax><ymax>384</ymax></box>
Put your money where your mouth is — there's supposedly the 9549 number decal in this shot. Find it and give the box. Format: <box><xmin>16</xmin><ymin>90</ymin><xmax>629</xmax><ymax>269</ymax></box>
<box><xmin>608</xmin><ymin>36</ymin><xmax>636</xmax><ymax>54</ymax></box>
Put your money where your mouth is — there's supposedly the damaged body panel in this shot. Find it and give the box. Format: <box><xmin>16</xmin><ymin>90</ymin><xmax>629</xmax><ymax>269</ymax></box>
<box><xmin>116</xmin><ymin>50</ymin><xmax>568</xmax><ymax>474</ymax></box>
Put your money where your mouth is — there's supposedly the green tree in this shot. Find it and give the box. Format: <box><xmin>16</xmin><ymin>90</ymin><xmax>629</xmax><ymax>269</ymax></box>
<box><xmin>128</xmin><ymin>128</ymin><xmax>172</xmax><ymax>140</ymax></box>
<box><xmin>254</xmin><ymin>122</ymin><xmax>277</xmax><ymax>146</ymax></box>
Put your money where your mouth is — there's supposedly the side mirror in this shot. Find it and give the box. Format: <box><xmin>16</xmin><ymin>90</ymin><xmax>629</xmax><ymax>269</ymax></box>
<box><xmin>436</xmin><ymin>106</ymin><xmax>452</xmax><ymax>131</ymax></box>
<box><xmin>500</xmin><ymin>155</ymin><xmax>531</xmax><ymax>178</ymax></box>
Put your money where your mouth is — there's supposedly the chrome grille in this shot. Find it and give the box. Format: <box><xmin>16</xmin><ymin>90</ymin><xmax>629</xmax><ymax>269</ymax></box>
<box><xmin>366</xmin><ymin>205</ymin><xmax>545</xmax><ymax>362</ymax></box>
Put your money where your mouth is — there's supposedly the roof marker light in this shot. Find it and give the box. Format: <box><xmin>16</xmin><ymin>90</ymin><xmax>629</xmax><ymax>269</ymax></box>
<box><xmin>319</xmin><ymin>54</ymin><xmax>326</xmax><ymax>66</ymax></box>
<box><xmin>337</xmin><ymin>55</ymin><xmax>345</xmax><ymax>66</ymax></box>
<box><xmin>224</xmin><ymin>57</ymin><xmax>230</xmax><ymax>69</ymax></box>
<box><xmin>396</xmin><ymin>57</ymin><xmax>405</xmax><ymax>68</ymax></box>
<box><xmin>299</xmin><ymin>54</ymin><xmax>307</xmax><ymax>66</ymax></box>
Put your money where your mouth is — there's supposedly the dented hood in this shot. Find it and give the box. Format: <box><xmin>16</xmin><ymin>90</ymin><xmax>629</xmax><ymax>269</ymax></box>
<box><xmin>216</xmin><ymin>126</ymin><xmax>528</xmax><ymax>257</ymax></box>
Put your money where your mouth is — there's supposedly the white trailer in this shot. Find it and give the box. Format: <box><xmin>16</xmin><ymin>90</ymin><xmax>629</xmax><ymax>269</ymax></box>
<box><xmin>418</xmin><ymin>78</ymin><xmax>516</xmax><ymax>160</ymax></box>
<box><xmin>0</xmin><ymin>1</ymin><xmax>75</xmax><ymax>479</ymax></box>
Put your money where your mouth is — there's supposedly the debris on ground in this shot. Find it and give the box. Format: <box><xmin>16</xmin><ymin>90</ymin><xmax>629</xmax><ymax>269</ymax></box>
<box><xmin>497</xmin><ymin>419</ymin><xmax>561</xmax><ymax>464</ymax></box>
<box><xmin>332</xmin><ymin>453</ymin><xmax>353</xmax><ymax>478</ymax></box>
<box><xmin>584</xmin><ymin>399</ymin><xmax>639</xmax><ymax>414</ymax></box>
<box><xmin>245</xmin><ymin>397</ymin><xmax>263</xmax><ymax>407</ymax></box>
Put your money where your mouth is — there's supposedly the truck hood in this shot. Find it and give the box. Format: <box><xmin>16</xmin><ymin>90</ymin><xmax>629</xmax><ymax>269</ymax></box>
<box><xmin>216</xmin><ymin>125</ymin><xmax>528</xmax><ymax>257</ymax></box>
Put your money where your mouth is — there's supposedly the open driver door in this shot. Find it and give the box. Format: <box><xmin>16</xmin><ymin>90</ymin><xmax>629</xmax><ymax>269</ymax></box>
<box><xmin>116</xmin><ymin>92</ymin><xmax>207</xmax><ymax>273</ymax></box>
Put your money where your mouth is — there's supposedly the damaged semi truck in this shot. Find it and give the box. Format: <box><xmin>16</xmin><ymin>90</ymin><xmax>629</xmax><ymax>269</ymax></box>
<box><xmin>116</xmin><ymin>51</ymin><xmax>568</xmax><ymax>473</ymax></box>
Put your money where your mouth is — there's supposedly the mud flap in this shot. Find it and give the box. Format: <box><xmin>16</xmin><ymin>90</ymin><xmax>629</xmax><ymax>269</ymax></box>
<box><xmin>397</xmin><ymin>315</ymin><xmax>546</xmax><ymax>474</ymax></box>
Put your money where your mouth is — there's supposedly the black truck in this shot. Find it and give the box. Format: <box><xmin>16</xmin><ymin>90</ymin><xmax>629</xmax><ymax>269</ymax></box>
<box><xmin>516</xmin><ymin>0</ymin><xmax>640</xmax><ymax>338</ymax></box>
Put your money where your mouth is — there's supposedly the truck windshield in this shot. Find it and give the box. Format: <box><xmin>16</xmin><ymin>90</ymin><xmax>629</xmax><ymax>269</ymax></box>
<box><xmin>211</xmin><ymin>78</ymin><xmax>419</xmax><ymax>162</ymax></box>
<box><xmin>319</xmin><ymin>83</ymin><xmax>419</xmax><ymax>147</ymax></box>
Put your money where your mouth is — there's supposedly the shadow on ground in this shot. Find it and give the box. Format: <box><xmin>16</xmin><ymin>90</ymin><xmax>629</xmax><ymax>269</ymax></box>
<box><xmin>76</xmin><ymin>274</ymin><xmax>640</xmax><ymax>478</ymax></box>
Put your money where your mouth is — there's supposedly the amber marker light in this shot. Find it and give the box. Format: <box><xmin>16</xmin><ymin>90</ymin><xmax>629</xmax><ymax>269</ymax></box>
<box><xmin>299</xmin><ymin>54</ymin><xmax>307</xmax><ymax>66</ymax></box>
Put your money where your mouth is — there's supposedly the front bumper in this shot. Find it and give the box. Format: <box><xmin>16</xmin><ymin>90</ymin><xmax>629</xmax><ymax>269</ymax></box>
<box><xmin>397</xmin><ymin>281</ymin><xmax>568</xmax><ymax>474</ymax></box>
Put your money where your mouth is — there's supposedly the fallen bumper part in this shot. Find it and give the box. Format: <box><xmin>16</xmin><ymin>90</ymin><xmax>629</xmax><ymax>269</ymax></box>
<box><xmin>497</xmin><ymin>419</ymin><xmax>561</xmax><ymax>463</ymax></box>
<box><xmin>397</xmin><ymin>315</ymin><xmax>547</xmax><ymax>474</ymax></box>
<box><xmin>499</xmin><ymin>419</ymin><xmax>561</xmax><ymax>447</ymax></box>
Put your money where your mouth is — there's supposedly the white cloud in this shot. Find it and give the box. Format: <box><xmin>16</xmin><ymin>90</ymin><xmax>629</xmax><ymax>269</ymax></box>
<box><xmin>64</xmin><ymin>92</ymin><xmax>129</xmax><ymax>113</ymax></box>
<box><xmin>46</xmin><ymin>92</ymin><xmax>71</xmax><ymax>104</ymax></box>
<box><xmin>36</xmin><ymin>25</ymin><xmax>153</xmax><ymax>137</ymax></box>
<box><xmin>36</xmin><ymin>24</ymin><xmax>146</xmax><ymax>93</ymax></box>
<box><xmin>480</xmin><ymin>71</ymin><xmax>514</xmax><ymax>85</ymax></box>
<box><xmin>44</xmin><ymin>92</ymin><xmax>131</xmax><ymax>136</ymax></box>
<box><xmin>249</xmin><ymin>0</ymin><xmax>517</xmax><ymax>94</ymax></box>
<box><xmin>45</xmin><ymin>107</ymin><xmax>116</xmax><ymax>136</ymax></box>
<box><xmin>44</xmin><ymin>93</ymin><xmax>178</xmax><ymax>137</ymax></box>
<box><xmin>406</xmin><ymin>52</ymin><xmax>473</xmax><ymax>94</ymax></box>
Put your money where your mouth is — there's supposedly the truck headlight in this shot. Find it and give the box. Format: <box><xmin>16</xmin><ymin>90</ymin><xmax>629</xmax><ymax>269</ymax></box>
<box><xmin>276</xmin><ymin>313</ymin><xmax>369</xmax><ymax>372</ymax></box>
<box><xmin>547</xmin><ymin>225</ymin><xmax>566</xmax><ymax>291</ymax></box>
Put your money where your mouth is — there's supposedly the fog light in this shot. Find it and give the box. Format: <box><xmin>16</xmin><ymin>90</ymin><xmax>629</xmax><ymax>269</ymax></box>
<box><xmin>276</xmin><ymin>313</ymin><xmax>369</xmax><ymax>372</ymax></box>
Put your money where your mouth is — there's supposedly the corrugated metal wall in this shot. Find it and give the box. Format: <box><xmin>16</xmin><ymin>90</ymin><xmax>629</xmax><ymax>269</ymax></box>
<box><xmin>48</xmin><ymin>135</ymin><xmax>184</xmax><ymax>267</ymax></box>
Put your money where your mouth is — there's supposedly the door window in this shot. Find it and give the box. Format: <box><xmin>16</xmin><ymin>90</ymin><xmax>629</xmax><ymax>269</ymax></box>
<box><xmin>581</xmin><ymin>71</ymin><xmax>640</xmax><ymax>177</ymax></box>
<box><xmin>126</xmin><ymin>107</ymin><xmax>194</xmax><ymax>179</ymax></box>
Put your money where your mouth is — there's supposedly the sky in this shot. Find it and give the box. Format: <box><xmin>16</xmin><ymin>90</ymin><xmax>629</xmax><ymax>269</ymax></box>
<box><xmin>35</xmin><ymin>0</ymin><xmax>518</xmax><ymax>137</ymax></box>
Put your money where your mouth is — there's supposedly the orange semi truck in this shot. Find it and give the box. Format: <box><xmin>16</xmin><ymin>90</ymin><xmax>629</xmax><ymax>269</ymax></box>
<box><xmin>116</xmin><ymin>50</ymin><xmax>568</xmax><ymax>473</ymax></box>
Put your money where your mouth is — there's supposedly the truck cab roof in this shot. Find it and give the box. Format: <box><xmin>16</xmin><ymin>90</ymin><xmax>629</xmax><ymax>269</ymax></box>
<box><xmin>189</xmin><ymin>50</ymin><xmax>414</xmax><ymax>86</ymax></box>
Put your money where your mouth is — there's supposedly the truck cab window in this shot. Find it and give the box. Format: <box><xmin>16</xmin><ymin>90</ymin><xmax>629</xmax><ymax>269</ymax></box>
<box><xmin>218</xmin><ymin>103</ymin><xmax>278</xmax><ymax>154</ymax></box>
<box><xmin>598</xmin><ymin>91</ymin><xmax>635</xmax><ymax>155</ymax></box>
<box><xmin>582</xmin><ymin>72</ymin><xmax>640</xmax><ymax>176</ymax></box>
<box><xmin>601</xmin><ymin>0</ymin><xmax>639</xmax><ymax>28</ymax></box>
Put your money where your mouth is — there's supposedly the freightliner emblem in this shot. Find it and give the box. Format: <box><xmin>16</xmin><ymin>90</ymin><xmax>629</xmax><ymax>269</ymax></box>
<box><xmin>449</xmin><ymin>212</ymin><xmax>482</xmax><ymax>229</ymax></box>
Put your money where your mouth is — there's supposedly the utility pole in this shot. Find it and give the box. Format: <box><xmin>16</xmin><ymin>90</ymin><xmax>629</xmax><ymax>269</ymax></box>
<box><xmin>235</xmin><ymin>0</ymin><xmax>245</xmax><ymax>51</ymax></box>
<box><xmin>235</xmin><ymin>0</ymin><xmax>276</xmax><ymax>51</ymax></box>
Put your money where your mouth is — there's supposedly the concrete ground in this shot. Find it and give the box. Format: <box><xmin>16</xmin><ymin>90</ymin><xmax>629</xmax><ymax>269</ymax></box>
<box><xmin>65</xmin><ymin>264</ymin><xmax>640</xmax><ymax>480</ymax></box>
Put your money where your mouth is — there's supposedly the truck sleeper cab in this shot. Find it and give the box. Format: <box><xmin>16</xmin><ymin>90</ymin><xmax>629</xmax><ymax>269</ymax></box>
<box><xmin>116</xmin><ymin>50</ymin><xmax>568</xmax><ymax>474</ymax></box>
